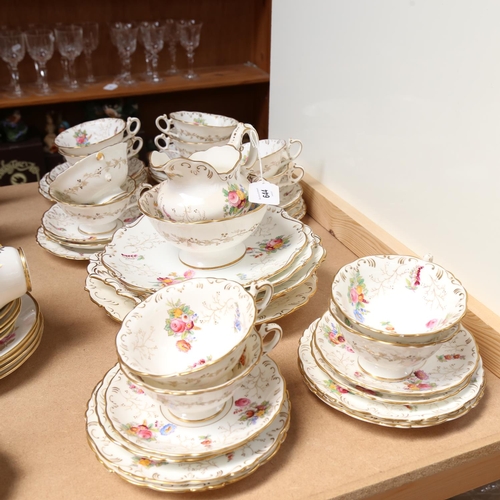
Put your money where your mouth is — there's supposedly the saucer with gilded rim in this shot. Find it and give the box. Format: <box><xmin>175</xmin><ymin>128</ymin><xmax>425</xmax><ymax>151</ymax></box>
<box><xmin>101</xmin><ymin>207</ymin><xmax>307</xmax><ymax>292</ymax></box>
<box><xmin>314</xmin><ymin>310</ymin><xmax>479</xmax><ymax>396</ymax></box>
<box><xmin>300</xmin><ymin>319</ymin><xmax>485</xmax><ymax>426</ymax></box>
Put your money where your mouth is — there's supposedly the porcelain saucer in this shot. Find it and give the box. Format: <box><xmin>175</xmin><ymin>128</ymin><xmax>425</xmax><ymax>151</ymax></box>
<box><xmin>300</xmin><ymin>319</ymin><xmax>485</xmax><ymax>427</ymax></box>
<box><xmin>279</xmin><ymin>183</ymin><xmax>303</xmax><ymax>209</ymax></box>
<box><xmin>86</xmin><ymin>368</ymin><xmax>290</xmax><ymax>492</ymax></box>
<box><xmin>85</xmin><ymin>272</ymin><xmax>318</xmax><ymax>325</ymax></box>
<box><xmin>314</xmin><ymin>310</ymin><xmax>479</xmax><ymax>396</ymax></box>
<box><xmin>37</xmin><ymin>227</ymin><xmax>103</xmax><ymax>261</ymax></box>
<box><xmin>101</xmin><ymin>206</ymin><xmax>308</xmax><ymax>293</ymax></box>
<box><xmin>286</xmin><ymin>199</ymin><xmax>306</xmax><ymax>219</ymax></box>
<box><xmin>100</xmin><ymin>357</ymin><xmax>285</xmax><ymax>461</ymax></box>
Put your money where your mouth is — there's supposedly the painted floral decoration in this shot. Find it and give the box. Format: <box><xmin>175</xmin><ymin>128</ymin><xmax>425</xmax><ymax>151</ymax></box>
<box><xmin>164</xmin><ymin>299</ymin><xmax>201</xmax><ymax>352</ymax></box>
<box><xmin>324</xmin><ymin>379</ymin><xmax>349</xmax><ymax>395</ymax></box>
<box><xmin>73</xmin><ymin>129</ymin><xmax>92</xmax><ymax>147</ymax></box>
<box><xmin>156</xmin><ymin>270</ymin><xmax>195</xmax><ymax>288</ymax></box>
<box><xmin>0</xmin><ymin>331</ymin><xmax>16</xmax><ymax>352</ymax></box>
<box><xmin>223</xmin><ymin>183</ymin><xmax>250</xmax><ymax>217</ymax></box>
<box><xmin>381</xmin><ymin>321</ymin><xmax>396</xmax><ymax>332</ymax></box>
<box><xmin>406</xmin><ymin>265</ymin><xmax>424</xmax><ymax>291</ymax></box>
<box><xmin>234</xmin><ymin>306</ymin><xmax>242</xmax><ymax>333</ymax></box>
<box><xmin>121</xmin><ymin>253</ymin><xmax>145</xmax><ymax>260</ymax></box>
<box><xmin>322</xmin><ymin>321</ymin><xmax>354</xmax><ymax>352</ymax></box>
<box><xmin>128</xmin><ymin>382</ymin><xmax>145</xmax><ymax>395</ymax></box>
<box><xmin>233</xmin><ymin>398</ymin><xmax>271</xmax><ymax>425</ymax></box>
<box><xmin>246</xmin><ymin>234</ymin><xmax>292</xmax><ymax>258</ymax></box>
<box><xmin>132</xmin><ymin>456</ymin><xmax>166</xmax><ymax>468</ymax></box>
<box><xmin>189</xmin><ymin>356</ymin><xmax>212</xmax><ymax>369</ymax></box>
<box><xmin>199</xmin><ymin>435</ymin><xmax>212</xmax><ymax>448</ymax></box>
<box><xmin>347</xmin><ymin>270</ymin><xmax>369</xmax><ymax>322</ymax></box>
<box><xmin>123</xmin><ymin>420</ymin><xmax>177</xmax><ymax>442</ymax></box>
<box><xmin>403</xmin><ymin>370</ymin><xmax>437</xmax><ymax>391</ymax></box>
<box><xmin>437</xmin><ymin>354</ymin><xmax>465</xmax><ymax>362</ymax></box>
<box><xmin>193</xmin><ymin>117</ymin><xmax>208</xmax><ymax>125</ymax></box>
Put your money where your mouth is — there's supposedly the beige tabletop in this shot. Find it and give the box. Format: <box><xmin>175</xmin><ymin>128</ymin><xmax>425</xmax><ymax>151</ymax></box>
<box><xmin>1</xmin><ymin>183</ymin><xmax>500</xmax><ymax>500</ymax></box>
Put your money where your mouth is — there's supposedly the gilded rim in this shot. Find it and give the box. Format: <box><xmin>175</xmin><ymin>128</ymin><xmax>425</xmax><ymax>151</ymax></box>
<box><xmin>170</xmin><ymin>111</ymin><xmax>238</xmax><ymax>129</ymax></box>
<box><xmin>309</xmin><ymin>336</ymin><xmax>473</xmax><ymax>405</ymax></box>
<box><xmin>329</xmin><ymin>306</ymin><xmax>460</xmax><ymax>348</ymax></box>
<box><xmin>0</xmin><ymin>318</ymin><xmax>42</xmax><ymax>370</ymax></box>
<box><xmin>36</xmin><ymin>227</ymin><xmax>95</xmax><ymax>261</ymax></box>
<box><xmin>117</xmin><ymin>277</ymin><xmax>261</xmax><ymax>380</ymax></box>
<box><xmin>93</xmin><ymin>364</ymin><xmax>287</xmax><ymax>462</ymax></box>
<box><xmin>168</xmin><ymin>131</ymin><xmax>228</xmax><ymax>146</ymax></box>
<box><xmin>49</xmin><ymin>177</ymin><xmax>136</xmax><ymax>208</ymax></box>
<box><xmin>0</xmin><ymin>312</ymin><xmax>41</xmax><ymax>364</ymax></box>
<box><xmin>55</xmin><ymin>117</ymin><xmax>126</xmax><ymax>150</ymax></box>
<box><xmin>42</xmin><ymin>230</ymin><xmax>106</xmax><ymax>250</ymax></box>
<box><xmin>331</xmin><ymin>254</ymin><xmax>469</xmax><ymax>338</ymax></box>
<box><xmin>17</xmin><ymin>247</ymin><xmax>32</xmax><ymax>293</ymax></box>
<box><xmin>0</xmin><ymin>297</ymin><xmax>21</xmax><ymax>323</ymax></box>
<box><xmin>310</xmin><ymin>318</ymin><xmax>480</xmax><ymax>397</ymax></box>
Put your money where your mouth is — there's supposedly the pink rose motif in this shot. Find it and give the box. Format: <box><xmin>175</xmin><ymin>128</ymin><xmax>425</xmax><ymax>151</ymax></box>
<box><xmin>328</xmin><ymin>332</ymin><xmax>337</xmax><ymax>343</ymax></box>
<box><xmin>265</xmin><ymin>238</ymin><xmax>284</xmax><ymax>252</ymax></box>
<box><xmin>414</xmin><ymin>370</ymin><xmax>429</xmax><ymax>380</ymax></box>
<box><xmin>337</xmin><ymin>335</ymin><xmax>345</xmax><ymax>343</ymax></box>
<box><xmin>337</xmin><ymin>386</ymin><xmax>349</xmax><ymax>394</ymax></box>
<box><xmin>235</xmin><ymin>398</ymin><xmax>251</xmax><ymax>407</ymax></box>
<box><xmin>350</xmin><ymin>288</ymin><xmax>358</xmax><ymax>303</ymax></box>
<box><xmin>185</xmin><ymin>320</ymin><xmax>194</xmax><ymax>331</ymax></box>
<box><xmin>426</xmin><ymin>319</ymin><xmax>438</xmax><ymax>330</ymax></box>
<box><xmin>170</xmin><ymin>319</ymin><xmax>186</xmax><ymax>333</ymax></box>
<box><xmin>228</xmin><ymin>191</ymin><xmax>240</xmax><ymax>207</ymax></box>
<box><xmin>136</xmin><ymin>425</ymin><xmax>153</xmax><ymax>440</ymax></box>
<box><xmin>346</xmin><ymin>345</ymin><xmax>355</xmax><ymax>353</ymax></box>
<box><xmin>184</xmin><ymin>270</ymin><xmax>195</xmax><ymax>279</ymax></box>
<box><xmin>417</xmin><ymin>383</ymin><xmax>432</xmax><ymax>390</ymax></box>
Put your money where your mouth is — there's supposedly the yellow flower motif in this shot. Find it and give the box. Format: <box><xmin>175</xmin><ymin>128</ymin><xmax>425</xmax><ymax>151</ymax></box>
<box><xmin>256</xmin><ymin>410</ymin><xmax>265</xmax><ymax>417</ymax></box>
<box><xmin>236</xmin><ymin>189</ymin><xmax>245</xmax><ymax>200</ymax></box>
<box><xmin>173</xmin><ymin>308</ymin><xmax>183</xmax><ymax>318</ymax></box>
<box><xmin>138</xmin><ymin>458</ymin><xmax>151</xmax><ymax>467</ymax></box>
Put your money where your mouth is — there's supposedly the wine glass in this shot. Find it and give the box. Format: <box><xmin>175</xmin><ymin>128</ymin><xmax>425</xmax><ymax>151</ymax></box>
<box><xmin>109</xmin><ymin>22</ymin><xmax>138</xmax><ymax>86</ymax></box>
<box><xmin>25</xmin><ymin>28</ymin><xmax>55</xmax><ymax>95</ymax></box>
<box><xmin>164</xmin><ymin>19</ymin><xmax>179</xmax><ymax>75</ymax></box>
<box><xmin>55</xmin><ymin>25</ymin><xmax>83</xmax><ymax>90</ymax></box>
<box><xmin>177</xmin><ymin>20</ymin><xmax>202</xmax><ymax>80</ymax></box>
<box><xmin>81</xmin><ymin>22</ymin><xmax>99</xmax><ymax>83</ymax></box>
<box><xmin>0</xmin><ymin>29</ymin><xmax>26</xmax><ymax>97</ymax></box>
<box><xmin>139</xmin><ymin>21</ymin><xmax>165</xmax><ymax>83</ymax></box>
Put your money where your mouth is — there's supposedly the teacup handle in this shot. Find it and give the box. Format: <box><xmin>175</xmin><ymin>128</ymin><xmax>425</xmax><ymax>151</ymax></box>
<box><xmin>257</xmin><ymin>323</ymin><xmax>283</xmax><ymax>356</ymax></box>
<box><xmin>124</xmin><ymin>117</ymin><xmax>141</xmax><ymax>139</ymax></box>
<box><xmin>127</xmin><ymin>136</ymin><xmax>143</xmax><ymax>158</ymax></box>
<box><xmin>276</xmin><ymin>165</ymin><xmax>305</xmax><ymax>187</ymax></box>
<box><xmin>285</xmin><ymin>139</ymin><xmax>303</xmax><ymax>161</ymax></box>
<box><xmin>248</xmin><ymin>280</ymin><xmax>273</xmax><ymax>315</ymax></box>
<box><xmin>155</xmin><ymin>114</ymin><xmax>172</xmax><ymax>134</ymax></box>
<box><xmin>154</xmin><ymin>133</ymin><xmax>171</xmax><ymax>151</ymax></box>
<box><xmin>228</xmin><ymin>123</ymin><xmax>259</xmax><ymax>169</ymax></box>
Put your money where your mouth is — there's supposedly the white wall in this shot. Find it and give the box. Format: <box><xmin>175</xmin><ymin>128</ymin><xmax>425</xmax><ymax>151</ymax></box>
<box><xmin>269</xmin><ymin>0</ymin><xmax>500</xmax><ymax>314</ymax></box>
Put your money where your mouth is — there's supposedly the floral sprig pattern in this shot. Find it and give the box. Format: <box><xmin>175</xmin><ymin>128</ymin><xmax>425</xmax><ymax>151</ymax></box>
<box><xmin>222</xmin><ymin>183</ymin><xmax>250</xmax><ymax>217</ymax></box>
<box><xmin>156</xmin><ymin>270</ymin><xmax>195</xmax><ymax>288</ymax></box>
<box><xmin>324</xmin><ymin>379</ymin><xmax>349</xmax><ymax>395</ymax></box>
<box><xmin>122</xmin><ymin>420</ymin><xmax>177</xmax><ymax>442</ymax></box>
<box><xmin>406</xmin><ymin>265</ymin><xmax>424</xmax><ymax>291</ymax></box>
<box><xmin>233</xmin><ymin>398</ymin><xmax>271</xmax><ymax>425</ymax></box>
<box><xmin>322</xmin><ymin>321</ymin><xmax>353</xmax><ymax>352</ymax></box>
<box><xmin>245</xmin><ymin>234</ymin><xmax>291</xmax><ymax>258</ymax></box>
<box><xmin>403</xmin><ymin>370</ymin><xmax>437</xmax><ymax>391</ymax></box>
<box><xmin>189</xmin><ymin>356</ymin><xmax>213</xmax><ymax>369</ymax></box>
<box><xmin>234</xmin><ymin>306</ymin><xmax>242</xmax><ymax>333</ymax></box>
<box><xmin>73</xmin><ymin>129</ymin><xmax>92</xmax><ymax>147</ymax></box>
<box><xmin>164</xmin><ymin>299</ymin><xmax>201</xmax><ymax>352</ymax></box>
<box><xmin>437</xmin><ymin>354</ymin><xmax>465</xmax><ymax>362</ymax></box>
<box><xmin>132</xmin><ymin>456</ymin><xmax>166</xmax><ymax>468</ymax></box>
<box><xmin>199</xmin><ymin>435</ymin><xmax>212</xmax><ymax>448</ymax></box>
<box><xmin>348</xmin><ymin>270</ymin><xmax>369</xmax><ymax>322</ymax></box>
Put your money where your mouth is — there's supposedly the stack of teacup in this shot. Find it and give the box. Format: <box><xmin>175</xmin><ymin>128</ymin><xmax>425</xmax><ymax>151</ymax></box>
<box><xmin>0</xmin><ymin>247</ymin><xmax>43</xmax><ymax>379</ymax></box>
<box><xmin>86</xmin><ymin>277</ymin><xmax>290</xmax><ymax>491</ymax></box>
<box><xmin>37</xmin><ymin>119</ymin><xmax>145</xmax><ymax>257</ymax></box>
<box><xmin>299</xmin><ymin>254</ymin><xmax>485</xmax><ymax>427</ymax></box>
<box><xmin>152</xmin><ymin>111</ymin><xmax>239</xmax><ymax>162</ymax></box>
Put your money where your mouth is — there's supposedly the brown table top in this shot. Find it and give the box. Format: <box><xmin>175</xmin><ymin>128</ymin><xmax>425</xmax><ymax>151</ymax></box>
<box><xmin>1</xmin><ymin>182</ymin><xmax>500</xmax><ymax>500</ymax></box>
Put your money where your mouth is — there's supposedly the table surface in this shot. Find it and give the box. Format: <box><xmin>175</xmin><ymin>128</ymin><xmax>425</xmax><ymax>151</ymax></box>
<box><xmin>1</xmin><ymin>183</ymin><xmax>500</xmax><ymax>500</ymax></box>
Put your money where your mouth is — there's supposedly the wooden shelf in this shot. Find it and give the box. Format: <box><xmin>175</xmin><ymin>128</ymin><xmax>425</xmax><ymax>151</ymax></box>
<box><xmin>0</xmin><ymin>64</ymin><xmax>270</xmax><ymax>109</ymax></box>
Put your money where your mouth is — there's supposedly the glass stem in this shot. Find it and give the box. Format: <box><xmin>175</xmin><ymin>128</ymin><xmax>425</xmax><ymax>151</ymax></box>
<box><xmin>186</xmin><ymin>49</ymin><xmax>195</xmax><ymax>77</ymax></box>
<box><xmin>150</xmin><ymin>53</ymin><xmax>160</xmax><ymax>81</ymax></box>
<box><xmin>168</xmin><ymin>42</ymin><xmax>177</xmax><ymax>71</ymax></box>
<box><xmin>8</xmin><ymin>63</ymin><xmax>22</xmax><ymax>96</ymax></box>
<box><xmin>144</xmin><ymin>51</ymin><xmax>152</xmax><ymax>77</ymax></box>
<box><xmin>61</xmin><ymin>57</ymin><xmax>69</xmax><ymax>84</ymax></box>
<box><xmin>67</xmin><ymin>59</ymin><xmax>78</xmax><ymax>89</ymax></box>
<box><xmin>37</xmin><ymin>61</ymin><xmax>50</xmax><ymax>93</ymax></box>
<box><xmin>84</xmin><ymin>51</ymin><xmax>95</xmax><ymax>83</ymax></box>
<box><xmin>122</xmin><ymin>53</ymin><xmax>132</xmax><ymax>84</ymax></box>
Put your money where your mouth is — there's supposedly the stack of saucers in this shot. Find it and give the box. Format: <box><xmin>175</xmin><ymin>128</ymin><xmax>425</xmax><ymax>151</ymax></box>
<box><xmin>37</xmin><ymin>117</ymin><xmax>146</xmax><ymax>260</ymax></box>
<box><xmin>299</xmin><ymin>254</ymin><xmax>485</xmax><ymax>428</ymax></box>
<box><xmin>152</xmin><ymin>111</ymin><xmax>239</xmax><ymax>167</ymax></box>
<box><xmin>0</xmin><ymin>247</ymin><xmax>44</xmax><ymax>379</ymax></box>
<box><xmin>86</xmin><ymin>278</ymin><xmax>290</xmax><ymax>492</ymax></box>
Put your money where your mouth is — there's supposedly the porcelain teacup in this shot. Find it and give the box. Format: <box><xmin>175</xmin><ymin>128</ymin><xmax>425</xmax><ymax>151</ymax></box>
<box><xmin>116</xmin><ymin>277</ymin><xmax>274</xmax><ymax>389</ymax></box>
<box><xmin>264</xmin><ymin>163</ymin><xmax>305</xmax><ymax>187</ymax></box>
<box><xmin>0</xmin><ymin>247</ymin><xmax>32</xmax><ymax>309</ymax></box>
<box><xmin>49</xmin><ymin>142</ymin><xmax>130</xmax><ymax>205</ymax></box>
<box><xmin>120</xmin><ymin>323</ymin><xmax>282</xmax><ymax>421</ymax></box>
<box><xmin>155</xmin><ymin>132</ymin><xmax>228</xmax><ymax>157</ymax></box>
<box><xmin>55</xmin><ymin>117</ymin><xmax>140</xmax><ymax>156</ymax></box>
<box><xmin>51</xmin><ymin>177</ymin><xmax>137</xmax><ymax>235</ymax></box>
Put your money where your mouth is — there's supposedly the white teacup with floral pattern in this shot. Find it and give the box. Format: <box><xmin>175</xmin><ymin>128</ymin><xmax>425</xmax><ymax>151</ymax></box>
<box><xmin>120</xmin><ymin>323</ymin><xmax>282</xmax><ymax>421</ymax></box>
<box><xmin>156</xmin><ymin>111</ymin><xmax>238</xmax><ymax>142</ymax></box>
<box><xmin>55</xmin><ymin>117</ymin><xmax>140</xmax><ymax>156</ymax></box>
<box><xmin>50</xmin><ymin>142</ymin><xmax>130</xmax><ymax>205</ymax></box>
<box><xmin>331</xmin><ymin>255</ymin><xmax>467</xmax><ymax>343</ymax></box>
<box><xmin>116</xmin><ymin>277</ymin><xmax>274</xmax><ymax>391</ymax></box>
<box><xmin>51</xmin><ymin>177</ymin><xmax>137</xmax><ymax>234</ymax></box>
<box><xmin>157</xmin><ymin>131</ymin><xmax>229</xmax><ymax>157</ymax></box>
<box><xmin>0</xmin><ymin>247</ymin><xmax>32</xmax><ymax>309</ymax></box>
<box><xmin>138</xmin><ymin>183</ymin><xmax>266</xmax><ymax>269</ymax></box>
<box><xmin>327</xmin><ymin>308</ymin><xmax>444</xmax><ymax>380</ymax></box>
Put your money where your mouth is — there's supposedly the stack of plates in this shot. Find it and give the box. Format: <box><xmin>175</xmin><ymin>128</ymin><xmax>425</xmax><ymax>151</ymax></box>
<box><xmin>0</xmin><ymin>294</ymin><xmax>43</xmax><ymax>379</ymax></box>
<box><xmin>36</xmin><ymin>158</ymin><xmax>146</xmax><ymax>260</ymax></box>
<box><xmin>298</xmin><ymin>314</ymin><xmax>485</xmax><ymax>428</ymax></box>
<box><xmin>86</xmin><ymin>359</ymin><xmax>290</xmax><ymax>492</ymax></box>
<box><xmin>279</xmin><ymin>182</ymin><xmax>306</xmax><ymax>220</ymax></box>
<box><xmin>85</xmin><ymin>205</ymin><xmax>326</xmax><ymax>324</ymax></box>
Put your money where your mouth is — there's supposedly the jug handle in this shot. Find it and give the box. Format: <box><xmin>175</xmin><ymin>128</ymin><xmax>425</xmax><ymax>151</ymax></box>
<box><xmin>247</xmin><ymin>279</ymin><xmax>273</xmax><ymax>315</ymax></box>
<box><xmin>228</xmin><ymin>123</ymin><xmax>260</xmax><ymax>169</ymax></box>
